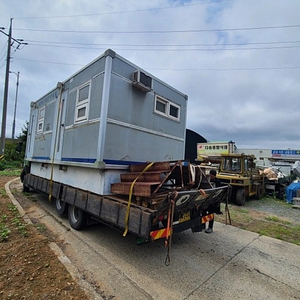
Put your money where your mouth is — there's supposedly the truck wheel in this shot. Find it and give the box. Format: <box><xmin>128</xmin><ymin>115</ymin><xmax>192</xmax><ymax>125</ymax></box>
<box><xmin>55</xmin><ymin>198</ymin><xmax>68</xmax><ymax>216</ymax></box>
<box><xmin>23</xmin><ymin>185</ymin><xmax>30</xmax><ymax>193</ymax></box>
<box><xmin>236</xmin><ymin>188</ymin><xmax>246</xmax><ymax>206</ymax></box>
<box><xmin>68</xmin><ymin>205</ymin><xmax>87</xmax><ymax>230</ymax></box>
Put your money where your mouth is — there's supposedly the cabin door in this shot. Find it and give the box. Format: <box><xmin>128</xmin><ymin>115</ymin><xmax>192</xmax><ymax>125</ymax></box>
<box><xmin>55</xmin><ymin>91</ymin><xmax>68</xmax><ymax>160</ymax></box>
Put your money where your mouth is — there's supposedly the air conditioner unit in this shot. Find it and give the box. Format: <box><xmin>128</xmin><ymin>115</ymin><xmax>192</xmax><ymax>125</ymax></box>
<box><xmin>132</xmin><ymin>70</ymin><xmax>152</xmax><ymax>92</ymax></box>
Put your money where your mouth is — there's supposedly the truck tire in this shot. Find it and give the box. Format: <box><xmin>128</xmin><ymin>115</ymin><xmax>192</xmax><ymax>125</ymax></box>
<box><xmin>236</xmin><ymin>188</ymin><xmax>246</xmax><ymax>206</ymax></box>
<box><xmin>23</xmin><ymin>185</ymin><xmax>30</xmax><ymax>193</ymax></box>
<box><xmin>55</xmin><ymin>198</ymin><xmax>68</xmax><ymax>216</ymax></box>
<box><xmin>68</xmin><ymin>205</ymin><xmax>87</xmax><ymax>230</ymax></box>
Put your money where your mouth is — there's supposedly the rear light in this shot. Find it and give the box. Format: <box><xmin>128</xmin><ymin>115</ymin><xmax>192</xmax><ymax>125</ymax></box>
<box><xmin>158</xmin><ymin>215</ymin><xmax>164</xmax><ymax>221</ymax></box>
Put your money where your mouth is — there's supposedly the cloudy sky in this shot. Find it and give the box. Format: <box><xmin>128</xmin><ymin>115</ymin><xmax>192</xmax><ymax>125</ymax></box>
<box><xmin>1</xmin><ymin>0</ymin><xmax>300</xmax><ymax>151</ymax></box>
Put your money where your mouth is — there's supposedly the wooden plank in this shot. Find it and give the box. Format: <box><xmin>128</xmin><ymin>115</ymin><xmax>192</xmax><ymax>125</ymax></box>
<box><xmin>86</xmin><ymin>194</ymin><xmax>102</xmax><ymax>216</ymax></box>
<box><xmin>140</xmin><ymin>211</ymin><xmax>152</xmax><ymax>238</ymax></box>
<box><xmin>100</xmin><ymin>198</ymin><xmax>120</xmax><ymax>224</ymax></box>
<box><xmin>129</xmin><ymin>162</ymin><xmax>170</xmax><ymax>173</ymax></box>
<box><xmin>52</xmin><ymin>182</ymin><xmax>61</xmax><ymax>199</ymax></box>
<box><xmin>118</xmin><ymin>205</ymin><xmax>152</xmax><ymax>238</ymax></box>
<box><xmin>37</xmin><ymin>177</ymin><xmax>43</xmax><ymax>191</ymax></box>
<box><xmin>111</xmin><ymin>182</ymin><xmax>160</xmax><ymax>197</ymax></box>
<box><xmin>33</xmin><ymin>176</ymin><xmax>38</xmax><ymax>189</ymax></box>
<box><xmin>42</xmin><ymin>179</ymin><xmax>48</xmax><ymax>194</ymax></box>
<box><xmin>29</xmin><ymin>174</ymin><xmax>35</xmax><ymax>186</ymax></box>
<box><xmin>120</xmin><ymin>171</ymin><xmax>162</xmax><ymax>182</ymax></box>
<box><xmin>64</xmin><ymin>186</ymin><xmax>76</xmax><ymax>205</ymax></box>
<box><xmin>74</xmin><ymin>190</ymin><xmax>88</xmax><ymax>210</ymax></box>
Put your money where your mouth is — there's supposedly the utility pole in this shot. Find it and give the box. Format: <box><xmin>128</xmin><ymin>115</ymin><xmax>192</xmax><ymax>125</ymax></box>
<box><xmin>0</xmin><ymin>18</ymin><xmax>27</xmax><ymax>153</ymax></box>
<box><xmin>10</xmin><ymin>71</ymin><xmax>20</xmax><ymax>140</ymax></box>
<box><xmin>0</xmin><ymin>18</ymin><xmax>12</xmax><ymax>154</ymax></box>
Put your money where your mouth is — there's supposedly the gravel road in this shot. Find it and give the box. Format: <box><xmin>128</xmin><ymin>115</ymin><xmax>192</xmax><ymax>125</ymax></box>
<box><xmin>243</xmin><ymin>196</ymin><xmax>300</xmax><ymax>224</ymax></box>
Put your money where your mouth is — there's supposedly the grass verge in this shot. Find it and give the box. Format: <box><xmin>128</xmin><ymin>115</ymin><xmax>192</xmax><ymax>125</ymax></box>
<box><xmin>216</xmin><ymin>202</ymin><xmax>300</xmax><ymax>246</ymax></box>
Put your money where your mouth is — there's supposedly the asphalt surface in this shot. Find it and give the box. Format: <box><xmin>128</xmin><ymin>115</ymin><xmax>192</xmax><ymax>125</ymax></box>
<box><xmin>7</xmin><ymin>179</ymin><xmax>300</xmax><ymax>300</ymax></box>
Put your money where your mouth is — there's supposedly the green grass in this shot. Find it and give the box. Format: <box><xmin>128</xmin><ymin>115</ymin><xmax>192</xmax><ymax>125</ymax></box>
<box><xmin>265</xmin><ymin>216</ymin><xmax>292</xmax><ymax>225</ymax></box>
<box><xmin>0</xmin><ymin>204</ymin><xmax>29</xmax><ymax>242</ymax></box>
<box><xmin>0</xmin><ymin>187</ymin><xmax>7</xmax><ymax>197</ymax></box>
<box><xmin>0</xmin><ymin>224</ymin><xmax>10</xmax><ymax>242</ymax></box>
<box><xmin>256</xmin><ymin>222</ymin><xmax>300</xmax><ymax>245</ymax></box>
<box><xmin>0</xmin><ymin>168</ymin><xmax>22</xmax><ymax>176</ymax></box>
<box><xmin>260</xmin><ymin>196</ymin><xmax>291</xmax><ymax>208</ymax></box>
<box><xmin>216</xmin><ymin>202</ymin><xmax>300</xmax><ymax>246</ymax></box>
<box><xmin>35</xmin><ymin>224</ymin><xmax>47</xmax><ymax>233</ymax></box>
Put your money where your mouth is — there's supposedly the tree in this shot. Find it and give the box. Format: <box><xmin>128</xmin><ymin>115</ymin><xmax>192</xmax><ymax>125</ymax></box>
<box><xmin>15</xmin><ymin>121</ymin><xmax>28</xmax><ymax>153</ymax></box>
<box><xmin>17</xmin><ymin>121</ymin><xmax>28</xmax><ymax>143</ymax></box>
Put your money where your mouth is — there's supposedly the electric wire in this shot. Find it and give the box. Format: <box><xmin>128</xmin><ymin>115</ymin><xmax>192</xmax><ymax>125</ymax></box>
<box><xmin>26</xmin><ymin>43</ymin><xmax>300</xmax><ymax>51</ymax></box>
<box><xmin>13</xmin><ymin>24</ymin><xmax>300</xmax><ymax>34</ymax></box>
<box><xmin>0</xmin><ymin>41</ymin><xmax>7</xmax><ymax>59</ymax></box>
<box><xmin>24</xmin><ymin>39</ymin><xmax>300</xmax><ymax>47</ymax></box>
<box><xmin>13</xmin><ymin>57</ymin><xmax>300</xmax><ymax>71</ymax></box>
<box><xmin>14</xmin><ymin>57</ymin><xmax>84</xmax><ymax>67</ymax></box>
<box><xmin>14</xmin><ymin>0</ymin><xmax>230</xmax><ymax>19</ymax></box>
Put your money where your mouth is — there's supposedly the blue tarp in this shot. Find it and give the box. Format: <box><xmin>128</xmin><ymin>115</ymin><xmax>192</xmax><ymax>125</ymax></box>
<box><xmin>286</xmin><ymin>182</ymin><xmax>300</xmax><ymax>204</ymax></box>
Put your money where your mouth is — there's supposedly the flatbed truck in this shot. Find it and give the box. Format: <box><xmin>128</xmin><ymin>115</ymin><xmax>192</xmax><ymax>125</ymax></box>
<box><xmin>21</xmin><ymin>49</ymin><xmax>229</xmax><ymax>245</ymax></box>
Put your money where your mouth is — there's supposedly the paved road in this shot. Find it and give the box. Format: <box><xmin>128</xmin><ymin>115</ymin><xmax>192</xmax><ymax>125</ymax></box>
<box><xmin>9</xmin><ymin>180</ymin><xmax>300</xmax><ymax>300</ymax></box>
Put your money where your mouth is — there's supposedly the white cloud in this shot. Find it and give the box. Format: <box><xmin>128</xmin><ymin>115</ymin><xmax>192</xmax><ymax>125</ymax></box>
<box><xmin>0</xmin><ymin>0</ymin><xmax>300</xmax><ymax>150</ymax></box>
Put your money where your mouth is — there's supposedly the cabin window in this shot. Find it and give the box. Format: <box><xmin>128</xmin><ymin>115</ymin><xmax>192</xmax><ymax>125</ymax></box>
<box><xmin>37</xmin><ymin>106</ymin><xmax>45</xmax><ymax>134</ymax></box>
<box><xmin>155</xmin><ymin>98</ymin><xmax>167</xmax><ymax>114</ymax></box>
<box><xmin>169</xmin><ymin>104</ymin><xmax>179</xmax><ymax>119</ymax></box>
<box><xmin>154</xmin><ymin>95</ymin><xmax>180</xmax><ymax>121</ymax></box>
<box><xmin>75</xmin><ymin>82</ymin><xmax>90</xmax><ymax>122</ymax></box>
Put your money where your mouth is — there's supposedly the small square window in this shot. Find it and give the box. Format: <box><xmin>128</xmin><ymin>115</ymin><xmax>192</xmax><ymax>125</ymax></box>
<box><xmin>78</xmin><ymin>85</ymin><xmax>89</xmax><ymax>103</ymax></box>
<box><xmin>156</xmin><ymin>100</ymin><xmax>166</xmax><ymax>113</ymax></box>
<box><xmin>77</xmin><ymin>106</ymin><xmax>86</xmax><ymax>118</ymax></box>
<box><xmin>169</xmin><ymin>104</ymin><xmax>179</xmax><ymax>118</ymax></box>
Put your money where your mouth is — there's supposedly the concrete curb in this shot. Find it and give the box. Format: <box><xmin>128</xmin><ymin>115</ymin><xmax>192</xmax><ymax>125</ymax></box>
<box><xmin>5</xmin><ymin>177</ymin><xmax>33</xmax><ymax>225</ymax></box>
<box><xmin>5</xmin><ymin>178</ymin><xmax>104</xmax><ymax>300</ymax></box>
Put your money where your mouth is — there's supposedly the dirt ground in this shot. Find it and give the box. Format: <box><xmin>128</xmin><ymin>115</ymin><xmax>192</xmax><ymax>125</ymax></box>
<box><xmin>0</xmin><ymin>176</ymin><xmax>91</xmax><ymax>300</ymax></box>
<box><xmin>0</xmin><ymin>175</ymin><xmax>299</xmax><ymax>299</ymax></box>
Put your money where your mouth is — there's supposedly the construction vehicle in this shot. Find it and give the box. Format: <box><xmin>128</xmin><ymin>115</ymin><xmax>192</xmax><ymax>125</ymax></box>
<box><xmin>21</xmin><ymin>49</ymin><xmax>229</xmax><ymax>250</ymax></box>
<box><xmin>216</xmin><ymin>153</ymin><xmax>265</xmax><ymax>206</ymax></box>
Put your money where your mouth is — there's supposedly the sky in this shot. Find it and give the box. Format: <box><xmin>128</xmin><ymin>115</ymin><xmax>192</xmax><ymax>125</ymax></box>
<box><xmin>0</xmin><ymin>0</ymin><xmax>300</xmax><ymax>151</ymax></box>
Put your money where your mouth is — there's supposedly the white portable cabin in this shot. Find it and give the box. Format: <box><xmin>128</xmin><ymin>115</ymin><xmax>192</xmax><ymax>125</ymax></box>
<box><xmin>25</xmin><ymin>49</ymin><xmax>188</xmax><ymax>195</ymax></box>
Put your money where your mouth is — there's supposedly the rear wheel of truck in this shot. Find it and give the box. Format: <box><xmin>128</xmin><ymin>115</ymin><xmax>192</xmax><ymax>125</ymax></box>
<box><xmin>236</xmin><ymin>188</ymin><xmax>246</xmax><ymax>206</ymax></box>
<box><xmin>55</xmin><ymin>198</ymin><xmax>68</xmax><ymax>216</ymax></box>
<box><xmin>68</xmin><ymin>205</ymin><xmax>87</xmax><ymax>230</ymax></box>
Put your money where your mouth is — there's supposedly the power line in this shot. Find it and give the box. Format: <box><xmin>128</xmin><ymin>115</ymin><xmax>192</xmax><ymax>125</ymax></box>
<box><xmin>13</xmin><ymin>57</ymin><xmax>300</xmax><ymax>71</ymax></box>
<box><xmin>14</xmin><ymin>57</ymin><xmax>84</xmax><ymax>67</ymax></box>
<box><xmin>147</xmin><ymin>66</ymin><xmax>300</xmax><ymax>71</ymax></box>
<box><xmin>25</xmin><ymin>39</ymin><xmax>300</xmax><ymax>47</ymax></box>
<box><xmin>0</xmin><ymin>45</ymin><xmax>7</xmax><ymax>64</ymax></box>
<box><xmin>27</xmin><ymin>42</ymin><xmax>300</xmax><ymax>51</ymax></box>
<box><xmin>14</xmin><ymin>24</ymin><xmax>300</xmax><ymax>34</ymax></box>
<box><xmin>14</xmin><ymin>0</ymin><xmax>229</xmax><ymax>19</ymax></box>
<box><xmin>0</xmin><ymin>41</ymin><xmax>7</xmax><ymax>58</ymax></box>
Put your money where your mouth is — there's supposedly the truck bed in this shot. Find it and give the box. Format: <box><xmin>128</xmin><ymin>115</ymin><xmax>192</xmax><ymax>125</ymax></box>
<box><xmin>23</xmin><ymin>160</ymin><xmax>229</xmax><ymax>240</ymax></box>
